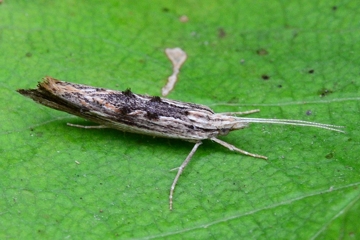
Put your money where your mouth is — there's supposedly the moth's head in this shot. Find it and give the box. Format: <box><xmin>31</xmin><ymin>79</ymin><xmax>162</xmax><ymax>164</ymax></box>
<box><xmin>209</xmin><ymin>114</ymin><xmax>250</xmax><ymax>135</ymax></box>
<box><xmin>230</xmin><ymin>122</ymin><xmax>250</xmax><ymax>131</ymax></box>
<box><xmin>217</xmin><ymin>122</ymin><xmax>249</xmax><ymax>136</ymax></box>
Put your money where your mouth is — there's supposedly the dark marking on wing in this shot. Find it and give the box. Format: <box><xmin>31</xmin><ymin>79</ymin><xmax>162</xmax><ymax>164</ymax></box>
<box><xmin>121</xmin><ymin>106</ymin><xmax>131</xmax><ymax>115</ymax></box>
<box><xmin>122</xmin><ymin>88</ymin><xmax>135</xmax><ymax>98</ymax></box>
<box><xmin>150</xmin><ymin>96</ymin><xmax>162</xmax><ymax>102</ymax></box>
<box><xmin>146</xmin><ymin>111</ymin><xmax>159</xmax><ymax>120</ymax></box>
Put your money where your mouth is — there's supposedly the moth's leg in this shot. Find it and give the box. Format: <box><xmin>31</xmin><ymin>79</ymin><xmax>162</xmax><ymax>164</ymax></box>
<box><xmin>67</xmin><ymin>123</ymin><xmax>108</xmax><ymax>129</ymax></box>
<box><xmin>211</xmin><ymin>137</ymin><xmax>267</xmax><ymax>160</ymax></box>
<box><xmin>221</xmin><ymin>109</ymin><xmax>260</xmax><ymax>116</ymax></box>
<box><xmin>170</xmin><ymin>141</ymin><xmax>202</xmax><ymax>210</ymax></box>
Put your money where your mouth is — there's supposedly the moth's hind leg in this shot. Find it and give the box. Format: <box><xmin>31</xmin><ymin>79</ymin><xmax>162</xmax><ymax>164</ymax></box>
<box><xmin>67</xmin><ymin>123</ymin><xmax>108</xmax><ymax>129</ymax></box>
<box><xmin>211</xmin><ymin>137</ymin><xmax>267</xmax><ymax>160</ymax></box>
<box><xmin>221</xmin><ymin>109</ymin><xmax>260</xmax><ymax>116</ymax></box>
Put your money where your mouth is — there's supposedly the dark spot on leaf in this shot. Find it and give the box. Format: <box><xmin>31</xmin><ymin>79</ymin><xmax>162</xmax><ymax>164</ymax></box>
<box><xmin>318</xmin><ymin>88</ymin><xmax>333</xmax><ymax>97</ymax></box>
<box><xmin>256</xmin><ymin>48</ymin><xmax>268</xmax><ymax>55</ymax></box>
<box><xmin>308</xmin><ymin>69</ymin><xmax>315</xmax><ymax>74</ymax></box>
<box><xmin>35</xmin><ymin>132</ymin><xmax>43</xmax><ymax>137</ymax></box>
<box><xmin>261</xmin><ymin>74</ymin><xmax>270</xmax><ymax>80</ymax></box>
<box><xmin>218</xmin><ymin>28</ymin><xmax>226</xmax><ymax>38</ymax></box>
<box><xmin>227</xmin><ymin>97</ymin><xmax>239</xmax><ymax>103</ymax></box>
<box><xmin>325</xmin><ymin>152</ymin><xmax>334</xmax><ymax>159</ymax></box>
<box><xmin>162</xmin><ymin>7</ymin><xmax>170</xmax><ymax>12</ymax></box>
<box><xmin>278</xmin><ymin>84</ymin><xmax>282</xmax><ymax>88</ymax></box>
<box><xmin>332</xmin><ymin>6</ymin><xmax>337</xmax><ymax>11</ymax></box>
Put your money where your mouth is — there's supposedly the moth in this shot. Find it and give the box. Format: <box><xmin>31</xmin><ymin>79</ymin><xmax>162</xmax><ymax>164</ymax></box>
<box><xmin>17</xmin><ymin>77</ymin><xmax>344</xmax><ymax>210</ymax></box>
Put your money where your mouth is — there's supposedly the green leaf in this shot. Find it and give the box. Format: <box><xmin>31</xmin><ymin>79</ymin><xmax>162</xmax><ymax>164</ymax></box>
<box><xmin>1</xmin><ymin>0</ymin><xmax>359</xmax><ymax>239</ymax></box>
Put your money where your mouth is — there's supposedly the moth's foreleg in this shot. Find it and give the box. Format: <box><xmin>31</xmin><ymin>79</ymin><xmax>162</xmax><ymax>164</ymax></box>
<box><xmin>169</xmin><ymin>141</ymin><xmax>202</xmax><ymax>210</ymax></box>
<box><xmin>67</xmin><ymin>123</ymin><xmax>108</xmax><ymax>129</ymax></box>
<box><xmin>211</xmin><ymin>137</ymin><xmax>267</xmax><ymax>160</ymax></box>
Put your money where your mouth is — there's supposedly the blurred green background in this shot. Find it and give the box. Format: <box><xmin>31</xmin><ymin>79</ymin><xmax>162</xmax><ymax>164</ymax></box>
<box><xmin>1</xmin><ymin>0</ymin><xmax>359</xmax><ymax>239</ymax></box>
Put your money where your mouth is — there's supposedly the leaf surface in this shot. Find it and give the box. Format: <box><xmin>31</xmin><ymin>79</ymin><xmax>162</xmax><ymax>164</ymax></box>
<box><xmin>1</xmin><ymin>0</ymin><xmax>359</xmax><ymax>239</ymax></box>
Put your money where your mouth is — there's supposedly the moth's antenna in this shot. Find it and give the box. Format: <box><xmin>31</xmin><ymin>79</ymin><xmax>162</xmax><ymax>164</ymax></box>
<box><xmin>235</xmin><ymin>117</ymin><xmax>345</xmax><ymax>133</ymax></box>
